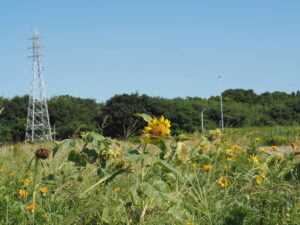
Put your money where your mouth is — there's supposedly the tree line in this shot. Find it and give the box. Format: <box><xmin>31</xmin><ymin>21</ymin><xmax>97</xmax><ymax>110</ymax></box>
<box><xmin>1</xmin><ymin>89</ymin><xmax>300</xmax><ymax>143</ymax></box>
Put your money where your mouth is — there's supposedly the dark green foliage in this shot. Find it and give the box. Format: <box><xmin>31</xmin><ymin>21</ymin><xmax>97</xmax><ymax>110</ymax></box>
<box><xmin>1</xmin><ymin>89</ymin><xmax>300</xmax><ymax>142</ymax></box>
<box><xmin>48</xmin><ymin>95</ymin><xmax>102</xmax><ymax>139</ymax></box>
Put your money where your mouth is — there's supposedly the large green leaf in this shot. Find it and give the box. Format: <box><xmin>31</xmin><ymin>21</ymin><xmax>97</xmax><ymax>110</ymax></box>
<box><xmin>157</xmin><ymin>159</ymin><xmax>181</xmax><ymax>176</ymax></box>
<box><xmin>134</xmin><ymin>113</ymin><xmax>153</xmax><ymax>122</ymax></box>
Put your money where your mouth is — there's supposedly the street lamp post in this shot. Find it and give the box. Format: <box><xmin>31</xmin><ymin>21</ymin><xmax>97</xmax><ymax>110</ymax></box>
<box><xmin>199</xmin><ymin>104</ymin><xmax>206</xmax><ymax>132</ymax></box>
<box><xmin>218</xmin><ymin>75</ymin><xmax>224</xmax><ymax>131</ymax></box>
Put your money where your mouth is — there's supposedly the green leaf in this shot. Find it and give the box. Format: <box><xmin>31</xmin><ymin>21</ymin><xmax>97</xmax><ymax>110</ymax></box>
<box><xmin>52</xmin><ymin>139</ymin><xmax>77</xmax><ymax>157</ymax></box>
<box><xmin>158</xmin><ymin>159</ymin><xmax>180</xmax><ymax>176</ymax></box>
<box><xmin>102</xmin><ymin>200</ymin><xmax>126</xmax><ymax>223</ymax></box>
<box><xmin>134</xmin><ymin>113</ymin><xmax>152</xmax><ymax>122</ymax></box>
<box><xmin>68</xmin><ymin>150</ymin><xmax>87</xmax><ymax>167</ymax></box>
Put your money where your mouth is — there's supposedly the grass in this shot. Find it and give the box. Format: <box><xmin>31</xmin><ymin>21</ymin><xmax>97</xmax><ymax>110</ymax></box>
<box><xmin>0</xmin><ymin>127</ymin><xmax>300</xmax><ymax>225</ymax></box>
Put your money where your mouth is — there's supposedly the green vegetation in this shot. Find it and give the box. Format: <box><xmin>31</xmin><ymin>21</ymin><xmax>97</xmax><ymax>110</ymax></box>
<box><xmin>0</xmin><ymin>124</ymin><xmax>299</xmax><ymax>224</ymax></box>
<box><xmin>1</xmin><ymin>89</ymin><xmax>300</xmax><ymax>143</ymax></box>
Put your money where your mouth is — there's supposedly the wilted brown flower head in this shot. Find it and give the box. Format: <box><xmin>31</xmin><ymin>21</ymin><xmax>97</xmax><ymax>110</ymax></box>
<box><xmin>35</xmin><ymin>148</ymin><xmax>51</xmax><ymax>160</ymax></box>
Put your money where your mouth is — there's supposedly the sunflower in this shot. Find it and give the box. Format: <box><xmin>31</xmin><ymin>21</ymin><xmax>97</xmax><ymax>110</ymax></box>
<box><xmin>143</xmin><ymin>116</ymin><xmax>171</xmax><ymax>143</ymax></box>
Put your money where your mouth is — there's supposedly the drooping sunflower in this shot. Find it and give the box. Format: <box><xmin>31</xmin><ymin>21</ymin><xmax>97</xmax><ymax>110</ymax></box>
<box><xmin>143</xmin><ymin>116</ymin><xmax>171</xmax><ymax>143</ymax></box>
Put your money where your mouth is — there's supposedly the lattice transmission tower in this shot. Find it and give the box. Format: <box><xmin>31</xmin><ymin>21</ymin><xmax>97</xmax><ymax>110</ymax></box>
<box><xmin>25</xmin><ymin>28</ymin><xmax>52</xmax><ymax>142</ymax></box>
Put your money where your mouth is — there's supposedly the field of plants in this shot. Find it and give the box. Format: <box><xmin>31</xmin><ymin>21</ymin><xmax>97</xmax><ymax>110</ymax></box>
<box><xmin>0</xmin><ymin>115</ymin><xmax>300</xmax><ymax>225</ymax></box>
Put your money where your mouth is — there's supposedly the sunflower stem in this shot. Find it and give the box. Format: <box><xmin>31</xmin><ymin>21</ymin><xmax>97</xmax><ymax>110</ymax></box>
<box><xmin>32</xmin><ymin>158</ymin><xmax>40</xmax><ymax>225</ymax></box>
<box><xmin>140</xmin><ymin>144</ymin><xmax>147</xmax><ymax>224</ymax></box>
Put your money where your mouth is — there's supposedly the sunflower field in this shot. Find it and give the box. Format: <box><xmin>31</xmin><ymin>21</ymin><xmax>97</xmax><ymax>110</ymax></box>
<box><xmin>0</xmin><ymin>115</ymin><xmax>300</xmax><ymax>225</ymax></box>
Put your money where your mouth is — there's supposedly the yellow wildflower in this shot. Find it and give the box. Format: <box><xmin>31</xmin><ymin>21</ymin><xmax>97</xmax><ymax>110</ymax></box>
<box><xmin>10</xmin><ymin>173</ymin><xmax>16</xmax><ymax>177</ymax></box>
<box><xmin>225</xmin><ymin>157</ymin><xmax>233</xmax><ymax>162</ymax></box>
<box><xmin>231</xmin><ymin>154</ymin><xmax>238</xmax><ymax>158</ymax></box>
<box><xmin>271</xmin><ymin>146</ymin><xmax>277</xmax><ymax>151</ymax></box>
<box><xmin>223</xmin><ymin>165</ymin><xmax>229</xmax><ymax>171</ymax></box>
<box><xmin>255</xmin><ymin>137</ymin><xmax>261</xmax><ymax>142</ymax></box>
<box><xmin>202</xmin><ymin>165</ymin><xmax>213</xmax><ymax>171</ymax></box>
<box><xmin>291</xmin><ymin>143</ymin><xmax>297</xmax><ymax>148</ymax></box>
<box><xmin>22</xmin><ymin>178</ymin><xmax>31</xmax><ymax>185</ymax></box>
<box><xmin>19</xmin><ymin>189</ymin><xmax>27</xmax><ymax>198</ymax></box>
<box><xmin>248</xmin><ymin>155</ymin><xmax>260</xmax><ymax>166</ymax></box>
<box><xmin>39</xmin><ymin>188</ymin><xmax>48</xmax><ymax>193</ymax></box>
<box><xmin>219</xmin><ymin>176</ymin><xmax>229</xmax><ymax>187</ymax></box>
<box><xmin>256</xmin><ymin>175</ymin><xmax>263</xmax><ymax>184</ymax></box>
<box><xmin>198</xmin><ymin>146</ymin><xmax>208</xmax><ymax>151</ymax></box>
<box><xmin>114</xmin><ymin>187</ymin><xmax>121</xmax><ymax>191</ymax></box>
<box><xmin>143</xmin><ymin>116</ymin><xmax>171</xmax><ymax>143</ymax></box>
<box><xmin>0</xmin><ymin>169</ymin><xmax>4</xmax><ymax>173</ymax></box>
<box><xmin>26</xmin><ymin>205</ymin><xmax>36</xmax><ymax>212</ymax></box>
<box><xmin>260</xmin><ymin>148</ymin><xmax>266</xmax><ymax>152</ymax></box>
<box><xmin>265</xmin><ymin>158</ymin><xmax>271</xmax><ymax>163</ymax></box>
<box><xmin>226</xmin><ymin>148</ymin><xmax>234</xmax><ymax>153</ymax></box>
<box><xmin>192</xmin><ymin>163</ymin><xmax>197</xmax><ymax>168</ymax></box>
<box><xmin>232</xmin><ymin>145</ymin><xmax>241</xmax><ymax>150</ymax></box>
<box><xmin>223</xmin><ymin>142</ymin><xmax>230</xmax><ymax>146</ymax></box>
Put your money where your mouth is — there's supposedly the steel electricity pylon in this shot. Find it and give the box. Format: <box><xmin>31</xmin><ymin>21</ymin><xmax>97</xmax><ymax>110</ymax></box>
<box><xmin>25</xmin><ymin>28</ymin><xmax>52</xmax><ymax>142</ymax></box>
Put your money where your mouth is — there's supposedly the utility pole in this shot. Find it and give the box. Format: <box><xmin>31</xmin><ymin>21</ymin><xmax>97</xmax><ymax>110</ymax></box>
<box><xmin>199</xmin><ymin>104</ymin><xmax>205</xmax><ymax>132</ymax></box>
<box><xmin>218</xmin><ymin>75</ymin><xmax>224</xmax><ymax>131</ymax></box>
<box><xmin>25</xmin><ymin>27</ymin><xmax>52</xmax><ymax>142</ymax></box>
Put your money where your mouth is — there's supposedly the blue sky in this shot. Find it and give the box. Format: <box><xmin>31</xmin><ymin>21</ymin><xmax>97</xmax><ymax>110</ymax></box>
<box><xmin>0</xmin><ymin>1</ymin><xmax>300</xmax><ymax>102</ymax></box>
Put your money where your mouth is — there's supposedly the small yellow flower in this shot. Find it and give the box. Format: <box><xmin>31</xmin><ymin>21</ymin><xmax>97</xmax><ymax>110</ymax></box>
<box><xmin>219</xmin><ymin>176</ymin><xmax>228</xmax><ymax>187</ymax></box>
<box><xmin>291</xmin><ymin>143</ymin><xmax>297</xmax><ymax>148</ymax></box>
<box><xmin>39</xmin><ymin>188</ymin><xmax>48</xmax><ymax>193</ymax></box>
<box><xmin>0</xmin><ymin>169</ymin><xmax>4</xmax><ymax>173</ymax></box>
<box><xmin>225</xmin><ymin>157</ymin><xmax>233</xmax><ymax>162</ymax></box>
<box><xmin>223</xmin><ymin>142</ymin><xmax>230</xmax><ymax>146</ymax></box>
<box><xmin>260</xmin><ymin>148</ymin><xmax>266</xmax><ymax>152</ymax></box>
<box><xmin>22</xmin><ymin>178</ymin><xmax>31</xmax><ymax>185</ymax></box>
<box><xmin>19</xmin><ymin>189</ymin><xmax>28</xmax><ymax>198</ymax></box>
<box><xmin>223</xmin><ymin>165</ymin><xmax>229</xmax><ymax>171</ymax></box>
<box><xmin>256</xmin><ymin>175</ymin><xmax>263</xmax><ymax>184</ymax></box>
<box><xmin>114</xmin><ymin>187</ymin><xmax>121</xmax><ymax>191</ymax></box>
<box><xmin>248</xmin><ymin>155</ymin><xmax>260</xmax><ymax>166</ymax></box>
<box><xmin>192</xmin><ymin>163</ymin><xmax>197</xmax><ymax>168</ymax></box>
<box><xmin>26</xmin><ymin>205</ymin><xmax>36</xmax><ymax>212</ymax></box>
<box><xmin>271</xmin><ymin>146</ymin><xmax>277</xmax><ymax>151</ymax></box>
<box><xmin>255</xmin><ymin>137</ymin><xmax>261</xmax><ymax>142</ymax></box>
<box><xmin>226</xmin><ymin>148</ymin><xmax>234</xmax><ymax>153</ymax></box>
<box><xmin>198</xmin><ymin>146</ymin><xmax>207</xmax><ymax>151</ymax></box>
<box><xmin>232</xmin><ymin>145</ymin><xmax>241</xmax><ymax>150</ymax></box>
<box><xmin>202</xmin><ymin>165</ymin><xmax>213</xmax><ymax>171</ymax></box>
<box><xmin>265</xmin><ymin>158</ymin><xmax>271</xmax><ymax>163</ymax></box>
<box><xmin>10</xmin><ymin>173</ymin><xmax>16</xmax><ymax>177</ymax></box>
<box><xmin>231</xmin><ymin>154</ymin><xmax>238</xmax><ymax>158</ymax></box>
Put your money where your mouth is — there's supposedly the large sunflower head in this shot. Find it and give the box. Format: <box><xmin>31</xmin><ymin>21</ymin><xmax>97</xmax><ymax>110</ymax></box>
<box><xmin>143</xmin><ymin>116</ymin><xmax>171</xmax><ymax>143</ymax></box>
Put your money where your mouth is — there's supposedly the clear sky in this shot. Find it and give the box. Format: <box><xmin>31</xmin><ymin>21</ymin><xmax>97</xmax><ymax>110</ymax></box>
<box><xmin>1</xmin><ymin>1</ymin><xmax>300</xmax><ymax>102</ymax></box>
